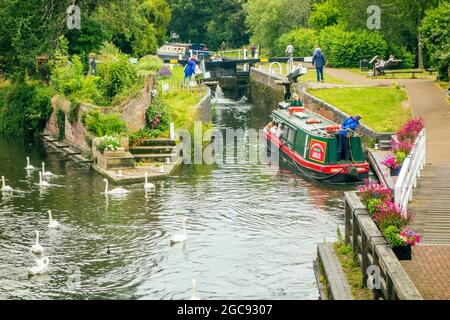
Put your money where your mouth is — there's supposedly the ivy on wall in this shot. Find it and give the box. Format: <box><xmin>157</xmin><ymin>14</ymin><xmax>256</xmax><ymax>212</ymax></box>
<box><xmin>57</xmin><ymin>109</ymin><xmax>65</xmax><ymax>141</ymax></box>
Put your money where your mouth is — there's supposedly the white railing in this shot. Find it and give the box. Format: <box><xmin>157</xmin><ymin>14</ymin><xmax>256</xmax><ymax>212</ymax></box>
<box><xmin>395</xmin><ymin>129</ymin><xmax>426</xmax><ymax>210</ymax></box>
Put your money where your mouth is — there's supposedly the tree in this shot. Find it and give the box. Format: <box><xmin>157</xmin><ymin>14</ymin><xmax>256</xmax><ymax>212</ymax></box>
<box><xmin>421</xmin><ymin>2</ymin><xmax>450</xmax><ymax>80</ymax></box>
<box><xmin>139</xmin><ymin>0</ymin><xmax>172</xmax><ymax>46</ymax></box>
<box><xmin>309</xmin><ymin>0</ymin><xmax>343</xmax><ymax>30</ymax></box>
<box><xmin>167</xmin><ymin>0</ymin><xmax>248</xmax><ymax>50</ymax></box>
<box><xmin>244</xmin><ymin>0</ymin><xmax>311</xmax><ymax>51</ymax></box>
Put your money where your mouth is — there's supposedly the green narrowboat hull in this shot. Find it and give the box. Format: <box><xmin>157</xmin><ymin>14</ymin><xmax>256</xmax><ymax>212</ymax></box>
<box><xmin>264</xmin><ymin>106</ymin><xmax>370</xmax><ymax>183</ymax></box>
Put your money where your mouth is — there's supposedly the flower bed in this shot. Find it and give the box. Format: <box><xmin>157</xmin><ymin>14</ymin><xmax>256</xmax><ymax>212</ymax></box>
<box><xmin>381</xmin><ymin>118</ymin><xmax>424</xmax><ymax>175</ymax></box>
<box><xmin>358</xmin><ymin>180</ymin><xmax>421</xmax><ymax>260</ymax></box>
<box><xmin>94</xmin><ymin>135</ymin><xmax>121</xmax><ymax>154</ymax></box>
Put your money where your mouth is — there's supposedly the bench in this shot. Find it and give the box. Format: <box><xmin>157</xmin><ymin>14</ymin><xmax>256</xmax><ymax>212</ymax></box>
<box><xmin>383</xmin><ymin>69</ymin><xmax>424</xmax><ymax>79</ymax></box>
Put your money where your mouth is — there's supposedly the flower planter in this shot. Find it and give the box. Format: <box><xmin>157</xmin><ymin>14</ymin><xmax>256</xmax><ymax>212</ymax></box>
<box><xmin>390</xmin><ymin>166</ymin><xmax>402</xmax><ymax>176</ymax></box>
<box><xmin>392</xmin><ymin>244</ymin><xmax>412</xmax><ymax>260</ymax></box>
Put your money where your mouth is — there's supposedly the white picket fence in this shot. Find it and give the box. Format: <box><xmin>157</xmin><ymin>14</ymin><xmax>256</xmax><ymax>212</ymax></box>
<box><xmin>394</xmin><ymin>129</ymin><xmax>427</xmax><ymax>210</ymax></box>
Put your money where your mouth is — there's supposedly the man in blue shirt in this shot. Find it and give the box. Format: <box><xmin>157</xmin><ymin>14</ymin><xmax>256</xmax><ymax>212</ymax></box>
<box><xmin>337</xmin><ymin>115</ymin><xmax>362</xmax><ymax>161</ymax></box>
<box><xmin>312</xmin><ymin>49</ymin><xmax>326</xmax><ymax>82</ymax></box>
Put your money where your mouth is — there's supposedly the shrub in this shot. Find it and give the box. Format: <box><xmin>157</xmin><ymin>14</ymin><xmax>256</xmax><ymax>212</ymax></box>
<box><xmin>98</xmin><ymin>57</ymin><xmax>138</xmax><ymax>99</ymax></box>
<box><xmin>358</xmin><ymin>180</ymin><xmax>392</xmax><ymax>205</ymax></box>
<box><xmin>129</xmin><ymin>128</ymin><xmax>162</xmax><ymax>146</ymax></box>
<box><xmin>375</xmin><ymin>201</ymin><xmax>411</xmax><ymax>232</ymax></box>
<box><xmin>95</xmin><ymin>135</ymin><xmax>121</xmax><ymax>154</ymax></box>
<box><xmin>68</xmin><ymin>102</ymin><xmax>80</xmax><ymax>124</ymax></box>
<box><xmin>0</xmin><ymin>83</ymin><xmax>53</xmax><ymax>136</ymax></box>
<box><xmin>274</xmin><ymin>28</ymin><xmax>319</xmax><ymax>57</ymax></box>
<box><xmin>146</xmin><ymin>97</ymin><xmax>170</xmax><ymax>131</ymax></box>
<box><xmin>366</xmin><ymin>198</ymin><xmax>384</xmax><ymax>217</ymax></box>
<box><xmin>383</xmin><ymin>226</ymin><xmax>405</xmax><ymax>247</ymax></box>
<box><xmin>136</xmin><ymin>55</ymin><xmax>164</xmax><ymax>76</ymax></box>
<box><xmin>84</xmin><ymin>110</ymin><xmax>127</xmax><ymax>137</ymax></box>
<box><xmin>319</xmin><ymin>26</ymin><xmax>388</xmax><ymax>68</ymax></box>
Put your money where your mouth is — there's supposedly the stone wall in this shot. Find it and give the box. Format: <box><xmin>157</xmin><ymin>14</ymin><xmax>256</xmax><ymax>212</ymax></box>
<box><xmin>45</xmin><ymin>95</ymin><xmax>92</xmax><ymax>154</ymax></box>
<box><xmin>249</xmin><ymin>68</ymin><xmax>285</xmax><ymax>117</ymax></box>
<box><xmin>115</xmin><ymin>75</ymin><xmax>154</xmax><ymax>132</ymax></box>
<box><xmin>196</xmin><ymin>87</ymin><xmax>212</xmax><ymax>122</ymax></box>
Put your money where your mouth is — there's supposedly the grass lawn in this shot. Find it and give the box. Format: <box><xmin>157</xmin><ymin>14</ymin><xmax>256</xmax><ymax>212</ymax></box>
<box><xmin>159</xmin><ymin>64</ymin><xmax>207</xmax><ymax>135</ymax></box>
<box><xmin>308</xmin><ymin>86</ymin><xmax>411</xmax><ymax>132</ymax></box>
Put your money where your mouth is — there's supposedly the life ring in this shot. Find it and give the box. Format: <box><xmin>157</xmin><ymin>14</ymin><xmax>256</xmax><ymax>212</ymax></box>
<box><xmin>306</xmin><ymin>119</ymin><xmax>322</xmax><ymax>124</ymax></box>
<box><xmin>288</xmin><ymin>107</ymin><xmax>304</xmax><ymax>113</ymax></box>
<box><xmin>325</xmin><ymin>125</ymin><xmax>341</xmax><ymax>133</ymax></box>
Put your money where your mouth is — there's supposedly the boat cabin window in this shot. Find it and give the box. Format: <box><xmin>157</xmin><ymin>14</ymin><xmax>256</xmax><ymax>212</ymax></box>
<box><xmin>287</xmin><ymin>127</ymin><xmax>296</xmax><ymax>145</ymax></box>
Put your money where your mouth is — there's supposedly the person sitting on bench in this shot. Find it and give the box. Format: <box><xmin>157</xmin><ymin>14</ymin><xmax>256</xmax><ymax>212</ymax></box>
<box><xmin>375</xmin><ymin>58</ymin><xmax>386</xmax><ymax>75</ymax></box>
<box><xmin>337</xmin><ymin>115</ymin><xmax>362</xmax><ymax>161</ymax></box>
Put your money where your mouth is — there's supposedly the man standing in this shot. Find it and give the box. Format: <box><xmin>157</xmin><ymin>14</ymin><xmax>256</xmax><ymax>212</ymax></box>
<box><xmin>182</xmin><ymin>56</ymin><xmax>197</xmax><ymax>88</ymax></box>
<box><xmin>285</xmin><ymin>44</ymin><xmax>294</xmax><ymax>58</ymax></box>
<box><xmin>312</xmin><ymin>49</ymin><xmax>326</xmax><ymax>82</ymax></box>
<box><xmin>337</xmin><ymin>115</ymin><xmax>362</xmax><ymax>162</ymax></box>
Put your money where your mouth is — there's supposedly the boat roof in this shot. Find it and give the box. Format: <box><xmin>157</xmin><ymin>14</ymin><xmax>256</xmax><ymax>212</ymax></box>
<box><xmin>272</xmin><ymin>108</ymin><xmax>345</xmax><ymax>139</ymax></box>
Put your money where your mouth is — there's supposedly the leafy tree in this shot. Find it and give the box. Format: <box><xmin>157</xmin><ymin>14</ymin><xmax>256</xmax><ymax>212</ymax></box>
<box><xmin>167</xmin><ymin>0</ymin><xmax>248</xmax><ymax>50</ymax></box>
<box><xmin>139</xmin><ymin>0</ymin><xmax>172</xmax><ymax>46</ymax></box>
<box><xmin>244</xmin><ymin>0</ymin><xmax>311</xmax><ymax>51</ymax></box>
<box><xmin>421</xmin><ymin>2</ymin><xmax>450</xmax><ymax>80</ymax></box>
<box><xmin>309</xmin><ymin>0</ymin><xmax>343</xmax><ymax>30</ymax></box>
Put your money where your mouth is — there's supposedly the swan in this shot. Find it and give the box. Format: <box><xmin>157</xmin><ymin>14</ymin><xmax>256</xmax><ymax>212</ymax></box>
<box><xmin>38</xmin><ymin>172</ymin><xmax>50</xmax><ymax>187</ymax></box>
<box><xmin>144</xmin><ymin>172</ymin><xmax>155</xmax><ymax>190</ymax></box>
<box><xmin>48</xmin><ymin>210</ymin><xmax>60</xmax><ymax>229</ymax></box>
<box><xmin>1</xmin><ymin>176</ymin><xmax>13</xmax><ymax>193</ymax></box>
<box><xmin>41</xmin><ymin>162</ymin><xmax>54</xmax><ymax>177</ymax></box>
<box><xmin>117</xmin><ymin>170</ymin><xmax>124</xmax><ymax>178</ymax></box>
<box><xmin>25</xmin><ymin>157</ymin><xmax>36</xmax><ymax>170</ymax></box>
<box><xmin>159</xmin><ymin>165</ymin><xmax>166</xmax><ymax>173</ymax></box>
<box><xmin>31</xmin><ymin>230</ymin><xmax>44</xmax><ymax>255</ymax></box>
<box><xmin>28</xmin><ymin>256</ymin><xmax>49</xmax><ymax>276</ymax></box>
<box><xmin>103</xmin><ymin>178</ymin><xmax>129</xmax><ymax>195</ymax></box>
<box><xmin>170</xmin><ymin>217</ymin><xmax>188</xmax><ymax>245</ymax></box>
<box><xmin>189</xmin><ymin>278</ymin><xmax>200</xmax><ymax>300</ymax></box>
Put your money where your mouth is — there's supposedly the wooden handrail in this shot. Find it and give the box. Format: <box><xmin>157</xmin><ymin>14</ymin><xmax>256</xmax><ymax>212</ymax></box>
<box><xmin>344</xmin><ymin>191</ymin><xmax>423</xmax><ymax>300</ymax></box>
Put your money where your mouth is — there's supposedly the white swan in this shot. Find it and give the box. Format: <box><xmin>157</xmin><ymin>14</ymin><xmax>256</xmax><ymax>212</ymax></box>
<box><xmin>144</xmin><ymin>172</ymin><xmax>155</xmax><ymax>190</ymax></box>
<box><xmin>170</xmin><ymin>217</ymin><xmax>188</xmax><ymax>245</ymax></box>
<box><xmin>41</xmin><ymin>162</ymin><xmax>54</xmax><ymax>177</ymax></box>
<box><xmin>103</xmin><ymin>178</ymin><xmax>129</xmax><ymax>195</ymax></box>
<box><xmin>38</xmin><ymin>172</ymin><xmax>50</xmax><ymax>187</ymax></box>
<box><xmin>25</xmin><ymin>157</ymin><xmax>36</xmax><ymax>170</ymax></box>
<box><xmin>1</xmin><ymin>176</ymin><xmax>13</xmax><ymax>193</ymax></box>
<box><xmin>159</xmin><ymin>165</ymin><xmax>166</xmax><ymax>173</ymax></box>
<box><xmin>48</xmin><ymin>210</ymin><xmax>60</xmax><ymax>229</ymax></box>
<box><xmin>189</xmin><ymin>278</ymin><xmax>200</xmax><ymax>300</ymax></box>
<box><xmin>28</xmin><ymin>256</ymin><xmax>49</xmax><ymax>276</ymax></box>
<box><xmin>31</xmin><ymin>230</ymin><xmax>44</xmax><ymax>255</ymax></box>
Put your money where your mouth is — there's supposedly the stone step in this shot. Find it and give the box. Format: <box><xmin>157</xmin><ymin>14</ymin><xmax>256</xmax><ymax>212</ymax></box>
<box><xmin>129</xmin><ymin>146</ymin><xmax>175</xmax><ymax>155</ymax></box>
<box><xmin>43</xmin><ymin>136</ymin><xmax>58</xmax><ymax>143</ymax></box>
<box><xmin>72</xmin><ymin>154</ymin><xmax>93</xmax><ymax>164</ymax></box>
<box><xmin>137</xmin><ymin>138</ymin><xmax>176</xmax><ymax>147</ymax></box>
<box><xmin>133</xmin><ymin>153</ymin><xmax>174</xmax><ymax>163</ymax></box>
<box><xmin>62</xmin><ymin>147</ymin><xmax>81</xmax><ymax>156</ymax></box>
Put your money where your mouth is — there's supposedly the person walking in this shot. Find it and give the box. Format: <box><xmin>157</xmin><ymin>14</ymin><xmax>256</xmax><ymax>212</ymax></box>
<box><xmin>285</xmin><ymin>44</ymin><xmax>294</xmax><ymax>58</ymax></box>
<box><xmin>337</xmin><ymin>115</ymin><xmax>362</xmax><ymax>162</ymax></box>
<box><xmin>312</xmin><ymin>49</ymin><xmax>326</xmax><ymax>82</ymax></box>
<box><xmin>182</xmin><ymin>56</ymin><xmax>197</xmax><ymax>88</ymax></box>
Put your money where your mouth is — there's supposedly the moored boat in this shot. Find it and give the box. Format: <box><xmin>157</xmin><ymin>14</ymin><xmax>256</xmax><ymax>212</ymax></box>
<box><xmin>264</xmin><ymin>103</ymin><xmax>370</xmax><ymax>183</ymax></box>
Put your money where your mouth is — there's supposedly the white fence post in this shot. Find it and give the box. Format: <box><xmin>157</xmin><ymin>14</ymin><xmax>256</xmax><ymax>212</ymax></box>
<box><xmin>170</xmin><ymin>123</ymin><xmax>175</xmax><ymax>140</ymax></box>
<box><xmin>394</xmin><ymin>129</ymin><xmax>426</xmax><ymax>211</ymax></box>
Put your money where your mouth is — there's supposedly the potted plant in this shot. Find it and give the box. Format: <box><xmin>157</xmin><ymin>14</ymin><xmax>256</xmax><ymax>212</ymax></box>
<box><xmin>381</xmin><ymin>154</ymin><xmax>402</xmax><ymax>176</ymax></box>
<box><xmin>383</xmin><ymin>226</ymin><xmax>412</xmax><ymax>260</ymax></box>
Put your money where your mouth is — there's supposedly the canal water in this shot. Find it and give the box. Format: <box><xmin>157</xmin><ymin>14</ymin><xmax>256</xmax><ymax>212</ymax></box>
<box><xmin>0</xmin><ymin>96</ymin><xmax>355</xmax><ymax>300</ymax></box>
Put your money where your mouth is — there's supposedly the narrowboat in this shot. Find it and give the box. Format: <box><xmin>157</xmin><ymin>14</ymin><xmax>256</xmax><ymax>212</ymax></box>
<box><xmin>263</xmin><ymin>103</ymin><xmax>370</xmax><ymax>183</ymax></box>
